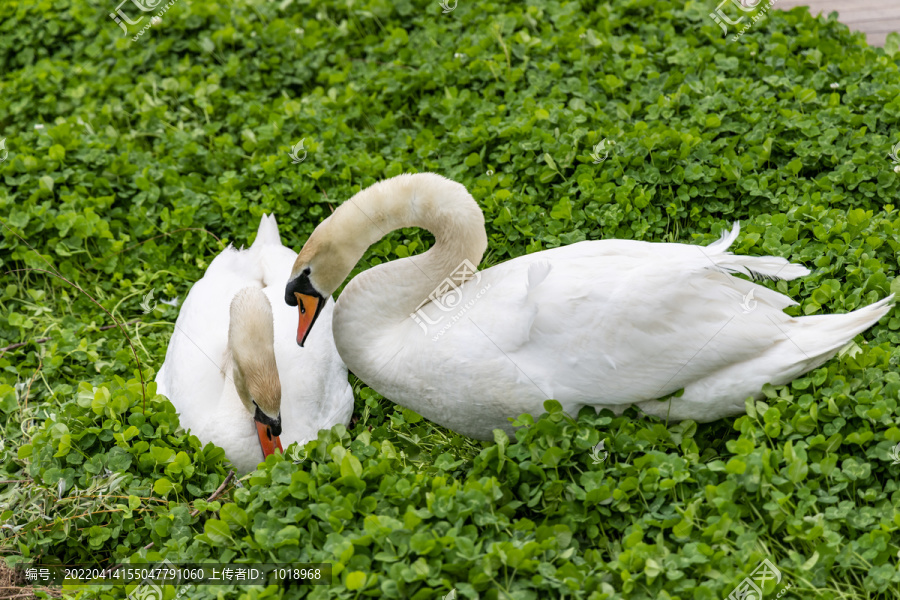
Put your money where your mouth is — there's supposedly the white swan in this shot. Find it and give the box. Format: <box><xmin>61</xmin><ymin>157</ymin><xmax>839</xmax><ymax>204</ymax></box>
<box><xmin>283</xmin><ymin>173</ymin><xmax>893</xmax><ymax>440</ymax></box>
<box><xmin>156</xmin><ymin>214</ymin><xmax>353</xmax><ymax>472</ymax></box>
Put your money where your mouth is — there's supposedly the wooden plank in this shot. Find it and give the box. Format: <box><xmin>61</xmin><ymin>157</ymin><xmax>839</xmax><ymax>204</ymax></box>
<box><xmin>777</xmin><ymin>0</ymin><xmax>891</xmax><ymax>9</ymax></box>
<box><xmin>772</xmin><ymin>0</ymin><xmax>898</xmax><ymax>46</ymax></box>
<box><xmin>851</xmin><ymin>9</ymin><xmax>900</xmax><ymax>19</ymax></box>
<box><xmin>867</xmin><ymin>32</ymin><xmax>888</xmax><ymax>46</ymax></box>
<box><xmin>855</xmin><ymin>23</ymin><xmax>900</xmax><ymax>33</ymax></box>
<box><xmin>816</xmin><ymin>9</ymin><xmax>900</xmax><ymax>22</ymax></box>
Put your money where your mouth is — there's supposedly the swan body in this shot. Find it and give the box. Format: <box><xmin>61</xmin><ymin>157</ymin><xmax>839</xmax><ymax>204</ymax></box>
<box><xmin>156</xmin><ymin>214</ymin><xmax>353</xmax><ymax>472</ymax></box>
<box><xmin>285</xmin><ymin>173</ymin><xmax>892</xmax><ymax>440</ymax></box>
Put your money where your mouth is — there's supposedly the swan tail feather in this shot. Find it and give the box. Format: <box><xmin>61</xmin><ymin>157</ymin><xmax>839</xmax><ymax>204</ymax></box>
<box><xmin>702</xmin><ymin>222</ymin><xmax>809</xmax><ymax>281</ymax></box>
<box><xmin>251</xmin><ymin>214</ymin><xmax>283</xmax><ymax>250</ymax></box>
<box><xmin>713</xmin><ymin>256</ymin><xmax>811</xmax><ymax>281</ymax></box>
<box><xmin>791</xmin><ymin>295</ymin><xmax>894</xmax><ymax>359</ymax></box>
<box><xmin>705</xmin><ymin>221</ymin><xmax>741</xmax><ymax>254</ymax></box>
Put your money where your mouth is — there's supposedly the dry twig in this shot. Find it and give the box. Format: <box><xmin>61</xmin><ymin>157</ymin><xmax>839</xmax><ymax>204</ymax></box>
<box><xmin>190</xmin><ymin>470</ymin><xmax>236</xmax><ymax>517</ymax></box>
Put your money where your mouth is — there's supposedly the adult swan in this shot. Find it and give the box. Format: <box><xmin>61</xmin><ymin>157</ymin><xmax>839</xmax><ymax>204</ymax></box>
<box><xmin>284</xmin><ymin>173</ymin><xmax>892</xmax><ymax>440</ymax></box>
<box><xmin>157</xmin><ymin>214</ymin><xmax>352</xmax><ymax>472</ymax></box>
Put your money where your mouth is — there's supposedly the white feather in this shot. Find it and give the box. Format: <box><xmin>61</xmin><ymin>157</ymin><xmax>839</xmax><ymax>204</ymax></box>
<box><xmin>315</xmin><ymin>174</ymin><xmax>893</xmax><ymax>440</ymax></box>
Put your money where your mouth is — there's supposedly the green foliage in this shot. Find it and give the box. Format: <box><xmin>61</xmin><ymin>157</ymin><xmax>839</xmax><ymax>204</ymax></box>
<box><xmin>1</xmin><ymin>0</ymin><xmax>900</xmax><ymax>598</ymax></box>
<box><xmin>2</xmin><ymin>379</ymin><xmax>230</xmax><ymax>566</ymax></box>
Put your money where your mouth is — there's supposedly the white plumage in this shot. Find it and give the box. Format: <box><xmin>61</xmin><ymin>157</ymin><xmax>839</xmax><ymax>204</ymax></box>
<box><xmin>156</xmin><ymin>214</ymin><xmax>352</xmax><ymax>472</ymax></box>
<box><xmin>288</xmin><ymin>173</ymin><xmax>893</xmax><ymax>440</ymax></box>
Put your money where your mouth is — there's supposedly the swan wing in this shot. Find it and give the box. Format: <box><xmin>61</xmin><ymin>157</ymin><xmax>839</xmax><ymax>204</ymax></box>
<box><xmin>414</xmin><ymin>231</ymin><xmax>815</xmax><ymax>414</ymax></box>
<box><xmin>155</xmin><ymin>244</ymin><xmax>261</xmax><ymax>422</ymax></box>
<box><xmin>156</xmin><ymin>214</ymin><xmax>291</xmax><ymax>430</ymax></box>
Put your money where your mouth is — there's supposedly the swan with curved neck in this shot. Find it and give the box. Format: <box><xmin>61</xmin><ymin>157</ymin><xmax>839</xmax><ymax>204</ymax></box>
<box><xmin>285</xmin><ymin>173</ymin><xmax>893</xmax><ymax>440</ymax></box>
<box><xmin>227</xmin><ymin>286</ymin><xmax>284</xmax><ymax>454</ymax></box>
<box><xmin>157</xmin><ymin>214</ymin><xmax>353</xmax><ymax>472</ymax></box>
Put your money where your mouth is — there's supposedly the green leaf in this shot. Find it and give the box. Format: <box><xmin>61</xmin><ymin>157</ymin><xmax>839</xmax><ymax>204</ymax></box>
<box><xmin>341</xmin><ymin>454</ymin><xmax>363</xmax><ymax>478</ymax></box>
<box><xmin>0</xmin><ymin>385</ymin><xmax>16</xmax><ymax>413</ymax></box>
<box><xmin>345</xmin><ymin>571</ymin><xmax>366</xmax><ymax>590</ymax></box>
<box><xmin>543</xmin><ymin>153</ymin><xmax>558</xmax><ymax>172</ymax></box>
<box><xmin>153</xmin><ymin>478</ymin><xmax>174</xmax><ymax>496</ymax></box>
<box><xmin>48</xmin><ymin>145</ymin><xmax>66</xmax><ymax>161</ymax></box>
<box><xmin>541</xmin><ymin>446</ymin><xmax>566</xmax><ymax>467</ymax></box>
<box><xmin>794</xmin><ymin>88</ymin><xmax>816</xmax><ymax>103</ymax></box>
<box><xmin>220</xmin><ymin>503</ymin><xmax>249</xmax><ymax>530</ymax></box>
<box><xmin>204</xmin><ymin>519</ymin><xmax>233</xmax><ymax>545</ymax></box>
<box><xmin>885</xmin><ymin>32</ymin><xmax>900</xmax><ymax>57</ymax></box>
<box><xmin>150</xmin><ymin>445</ymin><xmax>176</xmax><ymax>466</ymax></box>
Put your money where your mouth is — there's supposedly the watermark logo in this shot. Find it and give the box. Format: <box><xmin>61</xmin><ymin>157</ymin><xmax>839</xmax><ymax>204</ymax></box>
<box><xmin>287</xmin><ymin>445</ymin><xmax>308</xmax><ymax>465</ymax></box>
<box><xmin>410</xmin><ymin>259</ymin><xmax>491</xmax><ymax>340</ymax></box>
<box><xmin>713</xmin><ymin>0</ymin><xmax>782</xmax><ymax>41</ymax></box>
<box><xmin>110</xmin><ymin>0</ymin><xmax>180</xmax><ymax>41</ymax></box>
<box><xmin>289</xmin><ymin>139</ymin><xmax>307</xmax><ymax>164</ymax></box>
<box><xmin>740</xmin><ymin>289</ymin><xmax>757</xmax><ymax>313</ymax></box>
<box><xmin>725</xmin><ymin>558</ymin><xmax>790</xmax><ymax>600</ymax></box>
<box><xmin>0</xmin><ymin>138</ymin><xmax>7</xmax><ymax>163</ymax></box>
<box><xmin>589</xmin><ymin>440</ymin><xmax>608</xmax><ymax>464</ymax></box>
<box><xmin>889</xmin><ymin>442</ymin><xmax>900</xmax><ymax>465</ymax></box>
<box><xmin>126</xmin><ymin>566</ymin><xmax>163</xmax><ymax>600</ymax></box>
<box><xmin>140</xmin><ymin>290</ymin><xmax>157</xmax><ymax>314</ymax></box>
<box><xmin>130</xmin><ymin>0</ymin><xmax>163</xmax><ymax>11</ymax></box>
<box><xmin>591</xmin><ymin>139</ymin><xmax>614</xmax><ymax>163</ymax></box>
<box><xmin>127</xmin><ymin>559</ymin><xmax>188</xmax><ymax>600</ymax></box>
<box><xmin>889</xmin><ymin>141</ymin><xmax>900</xmax><ymax>173</ymax></box>
<box><xmin>439</xmin><ymin>0</ymin><xmax>457</xmax><ymax>13</ymax></box>
<box><xmin>710</xmin><ymin>0</ymin><xmax>760</xmax><ymax>35</ymax></box>
<box><xmin>109</xmin><ymin>0</ymin><xmax>163</xmax><ymax>35</ymax></box>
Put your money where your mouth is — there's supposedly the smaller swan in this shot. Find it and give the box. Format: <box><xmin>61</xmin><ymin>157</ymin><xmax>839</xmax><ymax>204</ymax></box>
<box><xmin>156</xmin><ymin>214</ymin><xmax>352</xmax><ymax>473</ymax></box>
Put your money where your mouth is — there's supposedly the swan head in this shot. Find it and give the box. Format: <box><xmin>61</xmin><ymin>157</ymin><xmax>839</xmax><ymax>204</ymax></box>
<box><xmin>285</xmin><ymin>216</ymin><xmax>353</xmax><ymax>346</ymax></box>
<box><xmin>284</xmin><ymin>265</ymin><xmax>325</xmax><ymax>347</ymax></box>
<box><xmin>228</xmin><ymin>287</ymin><xmax>283</xmax><ymax>457</ymax></box>
<box><xmin>285</xmin><ymin>173</ymin><xmax>489</xmax><ymax>345</ymax></box>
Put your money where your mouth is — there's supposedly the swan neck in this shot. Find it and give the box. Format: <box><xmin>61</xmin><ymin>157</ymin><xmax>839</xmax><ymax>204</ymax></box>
<box><xmin>325</xmin><ymin>174</ymin><xmax>489</xmax><ymax>368</ymax></box>
<box><xmin>227</xmin><ymin>288</ymin><xmax>280</xmax><ymax>416</ymax></box>
<box><xmin>328</xmin><ymin>173</ymin><xmax>488</xmax><ymax>304</ymax></box>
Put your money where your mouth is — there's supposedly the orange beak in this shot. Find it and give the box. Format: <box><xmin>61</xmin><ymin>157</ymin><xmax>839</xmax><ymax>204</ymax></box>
<box><xmin>294</xmin><ymin>292</ymin><xmax>321</xmax><ymax>346</ymax></box>
<box><xmin>256</xmin><ymin>421</ymin><xmax>283</xmax><ymax>458</ymax></box>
